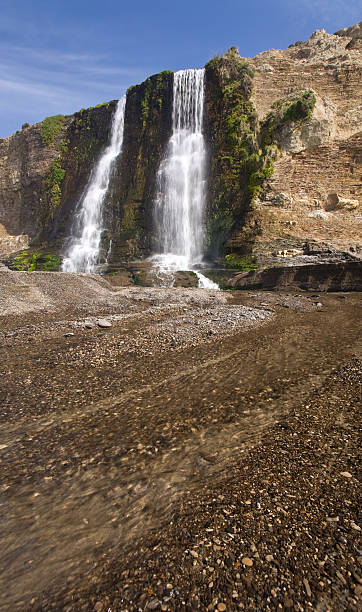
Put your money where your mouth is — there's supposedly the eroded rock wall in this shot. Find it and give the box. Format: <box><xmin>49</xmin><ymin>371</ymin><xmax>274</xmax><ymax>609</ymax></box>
<box><xmin>0</xmin><ymin>24</ymin><xmax>361</xmax><ymax>267</ymax></box>
<box><xmin>108</xmin><ymin>71</ymin><xmax>173</xmax><ymax>261</ymax></box>
<box><xmin>0</xmin><ymin>103</ymin><xmax>117</xmax><ymax>254</ymax></box>
<box><xmin>232</xmin><ymin>25</ymin><xmax>362</xmax><ymax>262</ymax></box>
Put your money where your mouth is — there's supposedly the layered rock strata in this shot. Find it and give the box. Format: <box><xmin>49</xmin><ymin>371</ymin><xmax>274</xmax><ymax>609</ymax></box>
<box><xmin>0</xmin><ymin>24</ymin><xmax>361</xmax><ymax>269</ymax></box>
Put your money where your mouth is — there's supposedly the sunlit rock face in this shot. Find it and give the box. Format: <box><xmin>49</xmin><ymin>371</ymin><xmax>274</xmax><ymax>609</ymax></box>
<box><xmin>0</xmin><ymin>24</ymin><xmax>361</xmax><ymax>269</ymax></box>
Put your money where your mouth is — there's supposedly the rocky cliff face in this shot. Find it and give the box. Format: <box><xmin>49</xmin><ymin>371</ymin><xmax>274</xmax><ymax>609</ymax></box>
<box><xmin>0</xmin><ymin>103</ymin><xmax>117</xmax><ymax>257</ymax></box>
<box><xmin>108</xmin><ymin>71</ymin><xmax>173</xmax><ymax>262</ymax></box>
<box><xmin>228</xmin><ymin>23</ymin><xmax>362</xmax><ymax>263</ymax></box>
<box><xmin>0</xmin><ymin>24</ymin><xmax>361</xmax><ymax>269</ymax></box>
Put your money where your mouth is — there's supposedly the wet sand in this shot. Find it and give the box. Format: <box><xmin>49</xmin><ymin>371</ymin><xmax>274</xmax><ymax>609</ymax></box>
<box><xmin>0</xmin><ymin>278</ymin><xmax>361</xmax><ymax>611</ymax></box>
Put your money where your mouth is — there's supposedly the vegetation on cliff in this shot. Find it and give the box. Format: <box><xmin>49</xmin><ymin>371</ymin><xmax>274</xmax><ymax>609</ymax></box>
<box><xmin>44</xmin><ymin>161</ymin><xmax>66</xmax><ymax>216</ymax></box>
<box><xmin>10</xmin><ymin>251</ymin><xmax>61</xmax><ymax>271</ymax></box>
<box><xmin>204</xmin><ymin>47</ymin><xmax>277</xmax><ymax>258</ymax></box>
<box><xmin>260</xmin><ymin>90</ymin><xmax>317</xmax><ymax>146</ymax></box>
<box><xmin>41</xmin><ymin>115</ymin><xmax>65</xmax><ymax>146</ymax></box>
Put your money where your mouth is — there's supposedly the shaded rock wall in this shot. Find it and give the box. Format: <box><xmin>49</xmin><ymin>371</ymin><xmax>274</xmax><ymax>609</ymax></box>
<box><xmin>0</xmin><ymin>24</ymin><xmax>361</xmax><ymax>267</ymax></box>
<box><xmin>108</xmin><ymin>71</ymin><xmax>173</xmax><ymax>261</ymax></box>
<box><xmin>229</xmin><ymin>261</ymin><xmax>362</xmax><ymax>291</ymax></box>
<box><xmin>0</xmin><ymin>103</ymin><xmax>117</xmax><ymax>250</ymax></box>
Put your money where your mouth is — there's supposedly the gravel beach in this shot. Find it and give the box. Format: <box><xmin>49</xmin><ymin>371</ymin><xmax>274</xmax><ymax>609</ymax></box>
<box><xmin>0</xmin><ymin>271</ymin><xmax>361</xmax><ymax>611</ymax></box>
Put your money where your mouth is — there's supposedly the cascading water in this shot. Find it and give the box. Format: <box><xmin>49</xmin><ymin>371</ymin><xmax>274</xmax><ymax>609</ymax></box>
<box><xmin>61</xmin><ymin>96</ymin><xmax>126</xmax><ymax>273</ymax></box>
<box><xmin>151</xmin><ymin>69</ymin><xmax>218</xmax><ymax>289</ymax></box>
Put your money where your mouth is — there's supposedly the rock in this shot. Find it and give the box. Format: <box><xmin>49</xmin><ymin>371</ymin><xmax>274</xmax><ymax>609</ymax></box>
<box><xmin>96</xmin><ymin>319</ymin><xmax>112</xmax><ymax>328</ymax></box>
<box><xmin>265</xmin><ymin>554</ymin><xmax>274</xmax><ymax>562</ymax></box>
<box><xmin>64</xmin><ymin>332</ymin><xmax>75</xmax><ymax>337</ymax></box>
<box><xmin>266</xmin><ymin>192</ymin><xmax>293</xmax><ymax>207</ymax></box>
<box><xmin>340</xmin><ymin>471</ymin><xmax>353</xmax><ymax>478</ymax></box>
<box><xmin>242</xmin><ymin>557</ymin><xmax>253</xmax><ymax>567</ymax></box>
<box><xmin>94</xmin><ymin>603</ymin><xmax>103</xmax><ymax>612</ymax></box>
<box><xmin>85</xmin><ymin>323</ymin><xmax>93</xmax><ymax>329</ymax></box>
<box><xmin>229</xmin><ymin>262</ymin><xmax>362</xmax><ymax>292</ymax></box>
<box><xmin>146</xmin><ymin>599</ymin><xmax>161</xmax><ymax>610</ymax></box>
<box><xmin>217</xmin><ymin>604</ymin><xmax>227</xmax><ymax>611</ymax></box>
<box><xmin>303</xmin><ymin>578</ymin><xmax>312</xmax><ymax>598</ymax></box>
<box><xmin>326</xmin><ymin>192</ymin><xmax>359</xmax><ymax>211</ymax></box>
<box><xmin>351</xmin><ymin>521</ymin><xmax>361</xmax><ymax>532</ymax></box>
<box><xmin>275</xmin><ymin>93</ymin><xmax>335</xmax><ymax>153</ymax></box>
<box><xmin>308</xmin><ymin>209</ymin><xmax>329</xmax><ymax>220</ymax></box>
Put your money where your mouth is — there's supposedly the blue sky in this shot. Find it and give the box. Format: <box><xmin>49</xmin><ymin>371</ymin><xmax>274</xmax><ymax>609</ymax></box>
<box><xmin>0</xmin><ymin>0</ymin><xmax>361</xmax><ymax>137</ymax></box>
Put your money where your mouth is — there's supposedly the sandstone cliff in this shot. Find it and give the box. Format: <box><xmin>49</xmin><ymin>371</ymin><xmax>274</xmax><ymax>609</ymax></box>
<box><xmin>0</xmin><ymin>24</ymin><xmax>361</xmax><ymax>270</ymax></box>
<box><xmin>227</xmin><ymin>23</ymin><xmax>362</xmax><ymax>263</ymax></box>
<box><xmin>0</xmin><ymin>103</ymin><xmax>117</xmax><ymax>257</ymax></box>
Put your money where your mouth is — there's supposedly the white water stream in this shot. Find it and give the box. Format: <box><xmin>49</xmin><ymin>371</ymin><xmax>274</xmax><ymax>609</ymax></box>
<box><xmin>151</xmin><ymin>69</ymin><xmax>218</xmax><ymax>289</ymax></box>
<box><xmin>62</xmin><ymin>97</ymin><xmax>126</xmax><ymax>273</ymax></box>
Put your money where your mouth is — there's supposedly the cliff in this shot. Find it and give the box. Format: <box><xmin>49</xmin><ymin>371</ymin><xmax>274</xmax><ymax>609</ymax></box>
<box><xmin>226</xmin><ymin>24</ymin><xmax>362</xmax><ymax>263</ymax></box>
<box><xmin>0</xmin><ymin>103</ymin><xmax>117</xmax><ymax>257</ymax></box>
<box><xmin>109</xmin><ymin>71</ymin><xmax>173</xmax><ymax>261</ymax></box>
<box><xmin>0</xmin><ymin>23</ymin><xmax>361</xmax><ymax>271</ymax></box>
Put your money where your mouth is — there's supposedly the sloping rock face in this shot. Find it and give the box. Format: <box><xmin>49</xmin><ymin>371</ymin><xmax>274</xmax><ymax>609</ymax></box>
<box><xmin>229</xmin><ymin>261</ymin><xmax>362</xmax><ymax>291</ymax></box>
<box><xmin>108</xmin><ymin>71</ymin><xmax>173</xmax><ymax>261</ymax></box>
<box><xmin>227</xmin><ymin>25</ymin><xmax>362</xmax><ymax>262</ymax></box>
<box><xmin>0</xmin><ymin>103</ymin><xmax>117</xmax><ymax>253</ymax></box>
<box><xmin>0</xmin><ymin>25</ymin><xmax>360</xmax><ymax>268</ymax></box>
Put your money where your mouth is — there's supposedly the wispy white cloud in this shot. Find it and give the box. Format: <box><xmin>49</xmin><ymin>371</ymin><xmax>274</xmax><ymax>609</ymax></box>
<box><xmin>280</xmin><ymin>0</ymin><xmax>361</xmax><ymax>26</ymax></box>
<box><xmin>0</xmin><ymin>41</ymin><xmax>150</xmax><ymax>135</ymax></box>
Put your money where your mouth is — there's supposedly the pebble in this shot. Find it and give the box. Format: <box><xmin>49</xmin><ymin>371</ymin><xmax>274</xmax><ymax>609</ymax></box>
<box><xmin>265</xmin><ymin>555</ymin><xmax>274</xmax><ymax>562</ymax></box>
<box><xmin>146</xmin><ymin>599</ymin><xmax>161</xmax><ymax>610</ymax></box>
<box><xmin>217</xmin><ymin>604</ymin><xmax>226</xmax><ymax>611</ymax></box>
<box><xmin>303</xmin><ymin>578</ymin><xmax>312</xmax><ymax>598</ymax></box>
<box><xmin>242</xmin><ymin>557</ymin><xmax>253</xmax><ymax>567</ymax></box>
<box><xmin>94</xmin><ymin>603</ymin><xmax>103</xmax><ymax>612</ymax></box>
<box><xmin>351</xmin><ymin>521</ymin><xmax>361</xmax><ymax>532</ymax></box>
<box><xmin>64</xmin><ymin>332</ymin><xmax>75</xmax><ymax>337</ymax></box>
<box><xmin>340</xmin><ymin>471</ymin><xmax>352</xmax><ymax>478</ymax></box>
<box><xmin>97</xmin><ymin>319</ymin><xmax>112</xmax><ymax>328</ymax></box>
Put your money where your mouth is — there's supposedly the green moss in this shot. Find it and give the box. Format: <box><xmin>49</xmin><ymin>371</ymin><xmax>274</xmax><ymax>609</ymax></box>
<box><xmin>44</xmin><ymin>161</ymin><xmax>66</xmax><ymax>215</ymax></box>
<box><xmin>43</xmin><ymin>254</ymin><xmax>61</xmax><ymax>271</ymax></box>
<box><xmin>12</xmin><ymin>251</ymin><xmax>40</xmax><ymax>271</ymax></box>
<box><xmin>261</xmin><ymin>91</ymin><xmax>317</xmax><ymax>146</ymax></box>
<box><xmin>282</xmin><ymin>91</ymin><xmax>316</xmax><ymax>122</ymax></box>
<box><xmin>11</xmin><ymin>251</ymin><xmax>61</xmax><ymax>272</ymax></box>
<box><xmin>140</xmin><ymin>78</ymin><xmax>153</xmax><ymax>127</ymax></box>
<box><xmin>120</xmin><ymin>202</ymin><xmax>138</xmax><ymax>232</ymax></box>
<box><xmin>224</xmin><ymin>253</ymin><xmax>258</xmax><ymax>270</ymax></box>
<box><xmin>58</xmin><ymin>138</ymin><xmax>69</xmax><ymax>153</ymax></box>
<box><xmin>41</xmin><ymin>115</ymin><xmax>65</xmax><ymax>146</ymax></box>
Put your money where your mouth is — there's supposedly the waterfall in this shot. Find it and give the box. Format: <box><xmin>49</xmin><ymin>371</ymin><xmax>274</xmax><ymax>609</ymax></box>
<box><xmin>61</xmin><ymin>97</ymin><xmax>126</xmax><ymax>274</ymax></box>
<box><xmin>151</xmin><ymin>69</ymin><xmax>218</xmax><ymax>289</ymax></box>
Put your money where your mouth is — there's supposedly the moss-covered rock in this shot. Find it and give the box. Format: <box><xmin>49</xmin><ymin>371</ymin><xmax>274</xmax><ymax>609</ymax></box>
<box><xmin>108</xmin><ymin>70</ymin><xmax>174</xmax><ymax>261</ymax></box>
<box><xmin>41</xmin><ymin>115</ymin><xmax>65</xmax><ymax>146</ymax></box>
<box><xmin>44</xmin><ymin>102</ymin><xmax>118</xmax><ymax>245</ymax></box>
<box><xmin>204</xmin><ymin>48</ymin><xmax>276</xmax><ymax>258</ymax></box>
<box><xmin>260</xmin><ymin>90</ymin><xmax>317</xmax><ymax>147</ymax></box>
<box><xmin>7</xmin><ymin>250</ymin><xmax>61</xmax><ymax>271</ymax></box>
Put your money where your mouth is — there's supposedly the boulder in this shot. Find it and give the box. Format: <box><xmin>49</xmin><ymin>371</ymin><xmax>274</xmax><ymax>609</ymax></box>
<box><xmin>326</xmin><ymin>193</ymin><xmax>359</xmax><ymax>211</ymax></box>
<box><xmin>229</xmin><ymin>262</ymin><xmax>362</xmax><ymax>292</ymax></box>
<box><xmin>265</xmin><ymin>192</ymin><xmax>293</xmax><ymax>207</ymax></box>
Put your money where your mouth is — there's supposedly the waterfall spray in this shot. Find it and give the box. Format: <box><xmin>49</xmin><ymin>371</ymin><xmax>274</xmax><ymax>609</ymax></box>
<box><xmin>151</xmin><ymin>69</ymin><xmax>218</xmax><ymax>289</ymax></box>
<box><xmin>62</xmin><ymin>97</ymin><xmax>126</xmax><ymax>274</ymax></box>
